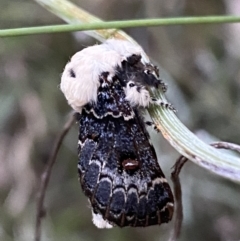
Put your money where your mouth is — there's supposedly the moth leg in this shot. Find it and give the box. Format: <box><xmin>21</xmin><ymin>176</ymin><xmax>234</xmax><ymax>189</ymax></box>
<box><xmin>150</xmin><ymin>98</ymin><xmax>176</xmax><ymax>112</ymax></box>
<box><xmin>145</xmin><ymin>121</ymin><xmax>159</xmax><ymax>132</ymax></box>
<box><xmin>170</xmin><ymin>156</ymin><xmax>188</xmax><ymax>241</ymax></box>
<box><xmin>159</xmin><ymin>80</ymin><xmax>168</xmax><ymax>92</ymax></box>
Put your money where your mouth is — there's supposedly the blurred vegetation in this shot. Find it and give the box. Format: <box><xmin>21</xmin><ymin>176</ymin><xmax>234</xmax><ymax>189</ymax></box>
<box><xmin>0</xmin><ymin>0</ymin><xmax>240</xmax><ymax>241</ymax></box>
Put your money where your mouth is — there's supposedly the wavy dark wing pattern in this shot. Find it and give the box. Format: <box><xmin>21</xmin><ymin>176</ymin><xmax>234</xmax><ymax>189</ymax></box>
<box><xmin>77</xmin><ymin>73</ymin><xmax>174</xmax><ymax>227</ymax></box>
<box><xmin>60</xmin><ymin>40</ymin><xmax>175</xmax><ymax>228</ymax></box>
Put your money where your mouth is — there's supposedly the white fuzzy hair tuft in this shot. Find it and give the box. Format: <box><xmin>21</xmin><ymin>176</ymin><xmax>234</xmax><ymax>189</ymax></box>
<box><xmin>92</xmin><ymin>211</ymin><xmax>113</xmax><ymax>229</ymax></box>
<box><xmin>60</xmin><ymin>44</ymin><xmax>123</xmax><ymax>112</ymax></box>
<box><xmin>124</xmin><ymin>81</ymin><xmax>151</xmax><ymax>107</ymax></box>
<box><xmin>60</xmin><ymin>40</ymin><xmax>150</xmax><ymax>112</ymax></box>
<box><xmin>104</xmin><ymin>39</ymin><xmax>150</xmax><ymax>63</ymax></box>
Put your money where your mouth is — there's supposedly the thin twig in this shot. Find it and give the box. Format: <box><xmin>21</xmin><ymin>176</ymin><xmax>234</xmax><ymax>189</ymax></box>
<box><xmin>2</xmin><ymin>15</ymin><xmax>240</xmax><ymax>37</ymax></box>
<box><xmin>211</xmin><ymin>141</ymin><xmax>240</xmax><ymax>154</ymax></box>
<box><xmin>34</xmin><ymin>111</ymin><xmax>75</xmax><ymax>241</ymax></box>
<box><xmin>168</xmin><ymin>141</ymin><xmax>240</xmax><ymax>241</ymax></box>
<box><xmin>169</xmin><ymin>156</ymin><xmax>188</xmax><ymax>241</ymax></box>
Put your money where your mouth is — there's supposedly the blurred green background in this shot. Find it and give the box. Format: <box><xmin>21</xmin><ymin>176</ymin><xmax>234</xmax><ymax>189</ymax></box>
<box><xmin>0</xmin><ymin>0</ymin><xmax>240</xmax><ymax>241</ymax></box>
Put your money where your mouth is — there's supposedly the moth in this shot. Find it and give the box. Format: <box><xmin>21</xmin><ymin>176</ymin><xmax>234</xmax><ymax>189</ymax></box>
<box><xmin>60</xmin><ymin>39</ymin><xmax>174</xmax><ymax>228</ymax></box>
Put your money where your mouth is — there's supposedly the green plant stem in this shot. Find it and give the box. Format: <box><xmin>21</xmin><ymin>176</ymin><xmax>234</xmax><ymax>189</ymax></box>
<box><xmin>1</xmin><ymin>16</ymin><xmax>240</xmax><ymax>37</ymax></box>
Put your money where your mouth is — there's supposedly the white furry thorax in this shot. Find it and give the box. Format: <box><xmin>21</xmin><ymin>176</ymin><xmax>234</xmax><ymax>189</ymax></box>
<box><xmin>104</xmin><ymin>39</ymin><xmax>150</xmax><ymax>64</ymax></box>
<box><xmin>124</xmin><ymin>81</ymin><xmax>151</xmax><ymax>107</ymax></box>
<box><xmin>60</xmin><ymin>39</ymin><xmax>151</xmax><ymax>112</ymax></box>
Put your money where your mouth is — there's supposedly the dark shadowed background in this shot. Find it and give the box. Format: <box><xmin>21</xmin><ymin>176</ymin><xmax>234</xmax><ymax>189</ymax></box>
<box><xmin>0</xmin><ymin>0</ymin><xmax>240</xmax><ymax>241</ymax></box>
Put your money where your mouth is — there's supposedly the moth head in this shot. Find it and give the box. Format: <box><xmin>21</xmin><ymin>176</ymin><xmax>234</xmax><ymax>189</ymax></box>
<box><xmin>60</xmin><ymin>44</ymin><xmax>123</xmax><ymax>112</ymax></box>
<box><xmin>105</xmin><ymin>40</ymin><xmax>161</xmax><ymax>89</ymax></box>
<box><xmin>141</xmin><ymin>63</ymin><xmax>161</xmax><ymax>88</ymax></box>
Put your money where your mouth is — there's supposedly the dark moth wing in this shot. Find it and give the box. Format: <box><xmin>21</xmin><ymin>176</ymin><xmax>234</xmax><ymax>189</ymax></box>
<box><xmin>77</xmin><ymin>72</ymin><xmax>174</xmax><ymax>227</ymax></box>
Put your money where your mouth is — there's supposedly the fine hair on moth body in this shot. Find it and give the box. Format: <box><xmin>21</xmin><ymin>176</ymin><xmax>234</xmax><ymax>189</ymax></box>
<box><xmin>61</xmin><ymin>39</ymin><xmax>174</xmax><ymax>228</ymax></box>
